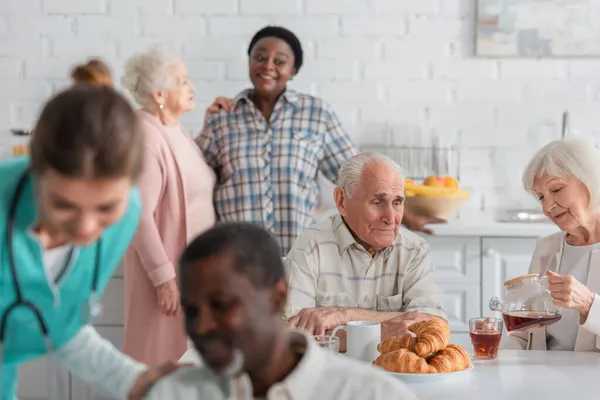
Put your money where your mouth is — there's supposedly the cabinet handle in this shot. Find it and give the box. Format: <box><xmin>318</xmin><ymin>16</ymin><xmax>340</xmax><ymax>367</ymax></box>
<box><xmin>484</xmin><ymin>248</ymin><xmax>497</xmax><ymax>257</ymax></box>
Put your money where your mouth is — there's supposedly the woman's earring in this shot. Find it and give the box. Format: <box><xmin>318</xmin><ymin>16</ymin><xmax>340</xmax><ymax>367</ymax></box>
<box><xmin>159</xmin><ymin>104</ymin><xmax>165</xmax><ymax>109</ymax></box>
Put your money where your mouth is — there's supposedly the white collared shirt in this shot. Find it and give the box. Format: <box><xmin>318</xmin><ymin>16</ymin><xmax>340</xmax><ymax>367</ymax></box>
<box><xmin>283</xmin><ymin>214</ymin><xmax>446</xmax><ymax>319</ymax></box>
<box><xmin>145</xmin><ymin>330</ymin><xmax>418</xmax><ymax>400</ymax></box>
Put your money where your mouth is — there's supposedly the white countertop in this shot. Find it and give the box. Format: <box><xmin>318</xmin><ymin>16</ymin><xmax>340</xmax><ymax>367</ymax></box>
<box><xmin>404</xmin><ymin>350</ymin><xmax>599</xmax><ymax>400</ymax></box>
<box><xmin>314</xmin><ymin>208</ymin><xmax>560</xmax><ymax>238</ymax></box>
<box><xmin>422</xmin><ymin>218</ymin><xmax>559</xmax><ymax>238</ymax></box>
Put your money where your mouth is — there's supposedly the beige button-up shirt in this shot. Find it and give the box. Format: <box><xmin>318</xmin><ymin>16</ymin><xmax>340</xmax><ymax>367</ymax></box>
<box><xmin>284</xmin><ymin>214</ymin><xmax>446</xmax><ymax>319</ymax></box>
<box><xmin>145</xmin><ymin>330</ymin><xmax>418</xmax><ymax>399</ymax></box>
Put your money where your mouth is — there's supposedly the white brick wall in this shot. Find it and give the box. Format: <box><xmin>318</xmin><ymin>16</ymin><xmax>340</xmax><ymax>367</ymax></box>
<box><xmin>1</xmin><ymin>0</ymin><xmax>599</xmax><ymax>213</ymax></box>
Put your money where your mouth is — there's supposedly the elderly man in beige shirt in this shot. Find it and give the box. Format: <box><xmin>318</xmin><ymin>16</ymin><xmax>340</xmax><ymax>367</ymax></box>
<box><xmin>285</xmin><ymin>151</ymin><xmax>446</xmax><ymax>339</ymax></box>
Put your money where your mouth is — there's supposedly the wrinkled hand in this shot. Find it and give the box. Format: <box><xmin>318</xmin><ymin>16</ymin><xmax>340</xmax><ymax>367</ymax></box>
<box><xmin>205</xmin><ymin>96</ymin><xmax>232</xmax><ymax>114</ymax></box>
<box><xmin>402</xmin><ymin>211</ymin><xmax>446</xmax><ymax>235</ymax></box>
<box><xmin>381</xmin><ymin>311</ymin><xmax>434</xmax><ymax>340</ymax></box>
<box><xmin>156</xmin><ymin>279</ymin><xmax>180</xmax><ymax>317</ymax></box>
<box><xmin>128</xmin><ymin>362</ymin><xmax>192</xmax><ymax>399</ymax></box>
<box><xmin>286</xmin><ymin>307</ymin><xmax>348</xmax><ymax>335</ymax></box>
<box><xmin>547</xmin><ymin>270</ymin><xmax>595</xmax><ymax>316</ymax></box>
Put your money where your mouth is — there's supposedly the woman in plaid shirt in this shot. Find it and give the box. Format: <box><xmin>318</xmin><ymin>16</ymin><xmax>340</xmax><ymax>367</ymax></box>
<box><xmin>199</xmin><ymin>26</ymin><xmax>443</xmax><ymax>255</ymax></box>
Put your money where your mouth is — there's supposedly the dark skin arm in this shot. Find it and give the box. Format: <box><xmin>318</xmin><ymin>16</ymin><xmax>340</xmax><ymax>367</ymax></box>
<box><xmin>401</xmin><ymin>212</ymin><xmax>446</xmax><ymax>235</ymax></box>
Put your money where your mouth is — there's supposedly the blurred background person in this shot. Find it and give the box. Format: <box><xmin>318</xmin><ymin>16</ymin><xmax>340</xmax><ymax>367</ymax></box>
<box><xmin>0</xmin><ymin>85</ymin><xmax>178</xmax><ymax>400</ymax></box>
<box><xmin>197</xmin><ymin>26</ymin><xmax>356</xmax><ymax>256</ymax></box>
<box><xmin>70</xmin><ymin>58</ymin><xmax>114</xmax><ymax>87</ymax></box>
<box><xmin>200</xmin><ymin>27</ymin><xmax>445</xmax><ymax>256</ymax></box>
<box><xmin>121</xmin><ymin>44</ymin><xmax>216</xmax><ymax>366</ymax></box>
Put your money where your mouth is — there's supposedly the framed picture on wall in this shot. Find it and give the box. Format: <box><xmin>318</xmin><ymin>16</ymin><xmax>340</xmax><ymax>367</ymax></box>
<box><xmin>476</xmin><ymin>0</ymin><xmax>600</xmax><ymax>57</ymax></box>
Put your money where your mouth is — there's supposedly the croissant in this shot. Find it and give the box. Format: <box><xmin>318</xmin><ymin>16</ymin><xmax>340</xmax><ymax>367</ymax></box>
<box><xmin>374</xmin><ymin>349</ymin><xmax>436</xmax><ymax>374</ymax></box>
<box><xmin>408</xmin><ymin>318</ymin><xmax>451</xmax><ymax>358</ymax></box>
<box><xmin>377</xmin><ymin>334</ymin><xmax>417</xmax><ymax>355</ymax></box>
<box><xmin>428</xmin><ymin>344</ymin><xmax>471</xmax><ymax>373</ymax></box>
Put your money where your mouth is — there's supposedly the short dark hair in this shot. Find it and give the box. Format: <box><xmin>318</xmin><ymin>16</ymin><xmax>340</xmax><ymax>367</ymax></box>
<box><xmin>247</xmin><ymin>26</ymin><xmax>303</xmax><ymax>72</ymax></box>
<box><xmin>180</xmin><ymin>223</ymin><xmax>285</xmax><ymax>289</ymax></box>
<box><xmin>30</xmin><ymin>85</ymin><xmax>144</xmax><ymax>180</ymax></box>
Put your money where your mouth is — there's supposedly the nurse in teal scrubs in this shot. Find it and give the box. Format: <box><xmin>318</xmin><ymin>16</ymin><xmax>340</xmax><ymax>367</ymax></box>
<box><xmin>0</xmin><ymin>86</ymin><xmax>180</xmax><ymax>399</ymax></box>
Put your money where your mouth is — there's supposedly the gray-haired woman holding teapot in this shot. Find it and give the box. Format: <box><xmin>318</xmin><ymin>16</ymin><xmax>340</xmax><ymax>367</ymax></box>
<box><xmin>505</xmin><ymin>139</ymin><xmax>600</xmax><ymax>352</ymax></box>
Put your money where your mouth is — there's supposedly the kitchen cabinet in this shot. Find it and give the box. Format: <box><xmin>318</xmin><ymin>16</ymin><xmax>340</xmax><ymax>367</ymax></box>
<box><xmin>481</xmin><ymin>237</ymin><xmax>538</xmax><ymax>319</ymax></box>
<box><xmin>16</xmin><ymin>357</ymin><xmax>69</xmax><ymax>400</ymax></box>
<box><xmin>422</xmin><ymin>235</ymin><xmax>541</xmax><ymax>344</ymax></box>
<box><xmin>426</xmin><ymin>236</ymin><xmax>481</xmax><ymax>333</ymax></box>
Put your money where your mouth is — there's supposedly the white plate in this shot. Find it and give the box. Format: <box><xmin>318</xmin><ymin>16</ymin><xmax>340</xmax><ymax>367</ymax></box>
<box><xmin>389</xmin><ymin>365</ymin><xmax>474</xmax><ymax>383</ymax></box>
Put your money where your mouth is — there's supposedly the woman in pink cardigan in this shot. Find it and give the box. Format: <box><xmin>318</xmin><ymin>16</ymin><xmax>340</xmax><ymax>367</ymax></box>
<box><xmin>120</xmin><ymin>44</ymin><xmax>216</xmax><ymax>366</ymax></box>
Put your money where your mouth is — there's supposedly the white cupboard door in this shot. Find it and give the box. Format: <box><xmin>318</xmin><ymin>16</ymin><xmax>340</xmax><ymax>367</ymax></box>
<box><xmin>69</xmin><ymin>327</ymin><xmax>124</xmax><ymax>400</ymax></box>
<box><xmin>424</xmin><ymin>236</ymin><xmax>481</xmax><ymax>332</ymax></box>
<box><xmin>425</xmin><ymin>236</ymin><xmax>481</xmax><ymax>283</ymax></box>
<box><xmin>113</xmin><ymin>261</ymin><xmax>124</xmax><ymax>278</ymax></box>
<box><xmin>17</xmin><ymin>357</ymin><xmax>70</xmax><ymax>400</ymax></box>
<box><xmin>449</xmin><ymin>332</ymin><xmax>472</xmax><ymax>350</ymax></box>
<box><xmin>481</xmin><ymin>237</ymin><xmax>538</xmax><ymax>318</ymax></box>
<box><xmin>438</xmin><ymin>282</ymin><xmax>481</xmax><ymax>333</ymax></box>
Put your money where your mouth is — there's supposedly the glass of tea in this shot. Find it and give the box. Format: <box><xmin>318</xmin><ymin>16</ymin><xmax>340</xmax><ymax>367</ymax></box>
<box><xmin>469</xmin><ymin>317</ymin><xmax>503</xmax><ymax>359</ymax></box>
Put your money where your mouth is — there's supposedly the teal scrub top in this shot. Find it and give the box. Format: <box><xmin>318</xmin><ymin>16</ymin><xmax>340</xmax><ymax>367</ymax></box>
<box><xmin>0</xmin><ymin>156</ymin><xmax>142</xmax><ymax>366</ymax></box>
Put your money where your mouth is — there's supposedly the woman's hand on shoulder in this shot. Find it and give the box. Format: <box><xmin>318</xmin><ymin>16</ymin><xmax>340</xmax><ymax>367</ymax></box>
<box><xmin>206</xmin><ymin>96</ymin><xmax>232</xmax><ymax>114</ymax></box>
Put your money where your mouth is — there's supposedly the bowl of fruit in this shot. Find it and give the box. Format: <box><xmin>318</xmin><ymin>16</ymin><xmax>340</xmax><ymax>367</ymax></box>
<box><xmin>404</xmin><ymin>176</ymin><xmax>470</xmax><ymax>219</ymax></box>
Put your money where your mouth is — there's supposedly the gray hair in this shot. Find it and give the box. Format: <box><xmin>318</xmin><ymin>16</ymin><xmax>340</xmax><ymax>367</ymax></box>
<box><xmin>522</xmin><ymin>139</ymin><xmax>600</xmax><ymax>208</ymax></box>
<box><xmin>338</xmin><ymin>151</ymin><xmax>404</xmax><ymax>199</ymax></box>
<box><xmin>121</xmin><ymin>44</ymin><xmax>179</xmax><ymax>108</ymax></box>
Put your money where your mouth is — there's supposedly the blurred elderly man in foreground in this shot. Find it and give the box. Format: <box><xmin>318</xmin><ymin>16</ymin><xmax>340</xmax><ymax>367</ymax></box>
<box><xmin>505</xmin><ymin>139</ymin><xmax>600</xmax><ymax>352</ymax></box>
<box><xmin>285</xmin><ymin>152</ymin><xmax>446</xmax><ymax>339</ymax></box>
<box><xmin>147</xmin><ymin>223</ymin><xmax>418</xmax><ymax>400</ymax></box>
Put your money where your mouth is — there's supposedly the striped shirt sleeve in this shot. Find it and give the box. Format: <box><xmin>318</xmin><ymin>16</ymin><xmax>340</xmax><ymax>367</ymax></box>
<box><xmin>401</xmin><ymin>243</ymin><xmax>447</xmax><ymax>319</ymax></box>
<box><xmin>318</xmin><ymin>105</ymin><xmax>358</xmax><ymax>184</ymax></box>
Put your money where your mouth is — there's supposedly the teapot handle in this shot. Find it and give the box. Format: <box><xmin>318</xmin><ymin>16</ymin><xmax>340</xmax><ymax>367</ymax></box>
<box><xmin>539</xmin><ymin>275</ymin><xmax>562</xmax><ymax>313</ymax></box>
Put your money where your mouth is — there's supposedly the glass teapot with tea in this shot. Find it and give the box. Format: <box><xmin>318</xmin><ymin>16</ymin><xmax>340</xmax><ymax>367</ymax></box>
<box><xmin>490</xmin><ymin>273</ymin><xmax>561</xmax><ymax>333</ymax></box>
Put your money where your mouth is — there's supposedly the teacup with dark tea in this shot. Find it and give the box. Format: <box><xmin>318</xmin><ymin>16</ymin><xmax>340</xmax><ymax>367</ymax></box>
<box><xmin>469</xmin><ymin>317</ymin><xmax>503</xmax><ymax>359</ymax></box>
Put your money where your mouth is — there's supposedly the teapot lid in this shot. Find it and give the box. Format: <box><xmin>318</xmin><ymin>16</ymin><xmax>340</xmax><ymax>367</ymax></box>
<box><xmin>504</xmin><ymin>273</ymin><xmax>539</xmax><ymax>287</ymax></box>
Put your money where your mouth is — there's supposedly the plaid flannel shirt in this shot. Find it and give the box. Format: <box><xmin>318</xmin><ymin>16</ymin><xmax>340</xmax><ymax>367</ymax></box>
<box><xmin>196</xmin><ymin>88</ymin><xmax>357</xmax><ymax>254</ymax></box>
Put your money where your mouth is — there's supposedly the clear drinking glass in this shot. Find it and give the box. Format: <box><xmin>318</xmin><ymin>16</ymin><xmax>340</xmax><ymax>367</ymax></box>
<box><xmin>313</xmin><ymin>335</ymin><xmax>340</xmax><ymax>353</ymax></box>
<box><xmin>469</xmin><ymin>317</ymin><xmax>503</xmax><ymax>359</ymax></box>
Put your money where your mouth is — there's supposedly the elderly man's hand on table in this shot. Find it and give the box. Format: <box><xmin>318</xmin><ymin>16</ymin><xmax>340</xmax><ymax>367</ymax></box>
<box><xmin>286</xmin><ymin>307</ymin><xmax>349</xmax><ymax>335</ymax></box>
<box><xmin>381</xmin><ymin>311</ymin><xmax>436</xmax><ymax>339</ymax></box>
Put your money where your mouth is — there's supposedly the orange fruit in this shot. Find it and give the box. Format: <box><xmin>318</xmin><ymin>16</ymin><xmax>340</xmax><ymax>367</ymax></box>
<box><xmin>443</xmin><ymin>176</ymin><xmax>459</xmax><ymax>189</ymax></box>
<box><xmin>423</xmin><ymin>175</ymin><xmax>445</xmax><ymax>187</ymax></box>
<box><xmin>405</xmin><ymin>178</ymin><xmax>416</xmax><ymax>187</ymax></box>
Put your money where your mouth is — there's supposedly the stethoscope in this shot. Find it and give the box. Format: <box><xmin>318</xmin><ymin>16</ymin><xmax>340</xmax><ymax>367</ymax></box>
<box><xmin>0</xmin><ymin>170</ymin><xmax>102</xmax><ymax>398</ymax></box>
